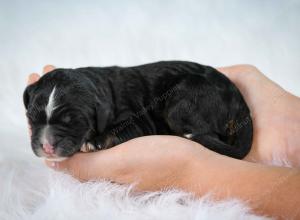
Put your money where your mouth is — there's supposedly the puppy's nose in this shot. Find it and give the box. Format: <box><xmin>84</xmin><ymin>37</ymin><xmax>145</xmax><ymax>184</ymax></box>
<box><xmin>43</xmin><ymin>143</ymin><xmax>54</xmax><ymax>154</ymax></box>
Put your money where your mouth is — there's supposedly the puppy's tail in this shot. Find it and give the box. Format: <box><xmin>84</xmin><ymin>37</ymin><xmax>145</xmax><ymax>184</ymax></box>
<box><xmin>191</xmin><ymin>114</ymin><xmax>253</xmax><ymax>159</ymax></box>
<box><xmin>228</xmin><ymin>113</ymin><xmax>253</xmax><ymax>159</ymax></box>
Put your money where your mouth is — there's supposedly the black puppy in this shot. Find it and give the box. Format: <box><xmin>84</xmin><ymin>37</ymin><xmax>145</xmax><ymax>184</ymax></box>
<box><xmin>24</xmin><ymin>61</ymin><xmax>253</xmax><ymax>161</ymax></box>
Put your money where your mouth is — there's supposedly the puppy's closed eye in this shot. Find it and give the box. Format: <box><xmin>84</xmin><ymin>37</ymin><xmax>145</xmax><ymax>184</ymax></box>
<box><xmin>61</xmin><ymin>115</ymin><xmax>71</xmax><ymax>123</ymax></box>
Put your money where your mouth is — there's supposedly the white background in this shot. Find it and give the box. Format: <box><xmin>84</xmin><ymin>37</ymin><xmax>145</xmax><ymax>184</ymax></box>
<box><xmin>0</xmin><ymin>0</ymin><xmax>299</xmax><ymax>155</ymax></box>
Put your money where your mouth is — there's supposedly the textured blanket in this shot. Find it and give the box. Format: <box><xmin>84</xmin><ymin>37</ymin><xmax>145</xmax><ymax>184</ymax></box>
<box><xmin>0</xmin><ymin>156</ymin><xmax>269</xmax><ymax>220</ymax></box>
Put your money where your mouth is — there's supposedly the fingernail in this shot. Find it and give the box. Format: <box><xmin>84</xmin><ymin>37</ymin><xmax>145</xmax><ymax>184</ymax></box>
<box><xmin>46</xmin><ymin>161</ymin><xmax>58</xmax><ymax>169</ymax></box>
<box><xmin>51</xmin><ymin>162</ymin><xmax>57</xmax><ymax>168</ymax></box>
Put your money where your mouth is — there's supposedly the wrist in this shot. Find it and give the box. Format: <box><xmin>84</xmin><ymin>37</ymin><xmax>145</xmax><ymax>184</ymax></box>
<box><xmin>181</xmin><ymin>149</ymin><xmax>260</xmax><ymax>199</ymax></box>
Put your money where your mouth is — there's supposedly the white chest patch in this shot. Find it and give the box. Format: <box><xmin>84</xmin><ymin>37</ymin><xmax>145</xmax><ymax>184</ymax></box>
<box><xmin>45</xmin><ymin>86</ymin><xmax>57</xmax><ymax>121</ymax></box>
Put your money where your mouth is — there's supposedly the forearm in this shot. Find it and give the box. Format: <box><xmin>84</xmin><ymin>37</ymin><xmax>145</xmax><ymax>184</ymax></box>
<box><xmin>183</xmin><ymin>152</ymin><xmax>300</xmax><ymax>219</ymax></box>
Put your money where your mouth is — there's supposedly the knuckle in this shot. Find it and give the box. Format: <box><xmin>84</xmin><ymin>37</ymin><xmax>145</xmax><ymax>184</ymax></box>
<box><xmin>44</xmin><ymin>64</ymin><xmax>54</xmax><ymax>69</ymax></box>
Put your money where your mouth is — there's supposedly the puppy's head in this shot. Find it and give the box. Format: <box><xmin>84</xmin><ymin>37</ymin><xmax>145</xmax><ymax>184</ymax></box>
<box><xmin>23</xmin><ymin>69</ymin><xmax>109</xmax><ymax>161</ymax></box>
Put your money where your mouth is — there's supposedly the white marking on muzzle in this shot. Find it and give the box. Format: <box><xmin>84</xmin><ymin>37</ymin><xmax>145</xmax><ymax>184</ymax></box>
<box><xmin>46</xmin><ymin>86</ymin><xmax>57</xmax><ymax>121</ymax></box>
<box><xmin>40</xmin><ymin>125</ymin><xmax>50</xmax><ymax>145</ymax></box>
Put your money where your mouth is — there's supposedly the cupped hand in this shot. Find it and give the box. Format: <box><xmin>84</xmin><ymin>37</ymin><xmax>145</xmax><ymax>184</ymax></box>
<box><xmin>218</xmin><ymin>65</ymin><xmax>300</xmax><ymax>166</ymax></box>
<box><xmin>26</xmin><ymin>64</ymin><xmax>300</xmax><ymax>189</ymax></box>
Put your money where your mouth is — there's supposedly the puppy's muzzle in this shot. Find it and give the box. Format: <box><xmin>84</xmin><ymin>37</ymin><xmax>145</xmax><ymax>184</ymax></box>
<box><xmin>43</xmin><ymin>143</ymin><xmax>54</xmax><ymax>155</ymax></box>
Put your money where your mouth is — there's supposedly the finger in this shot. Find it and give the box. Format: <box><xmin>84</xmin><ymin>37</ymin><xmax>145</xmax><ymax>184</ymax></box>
<box><xmin>217</xmin><ymin>64</ymin><xmax>261</xmax><ymax>77</ymax></box>
<box><xmin>217</xmin><ymin>65</ymin><xmax>246</xmax><ymax>74</ymax></box>
<box><xmin>43</xmin><ymin>65</ymin><xmax>55</xmax><ymax>74</ymax></box>
<box><xmin>27</xmin><ymin>73</ymin><xmax>40</xmax><ymax>85</ymax></box>
<box><xmin>54</xmin><ymin>153</ymin><xmax>103</xmax><ymax>181</ymax></box>
<box><xmin>44</xmin><ymin>150</ymin><xmax>117</xmax><ymax>181</ymax></box>
<box><xmin>216</xmin><ymin>66</ymin><xmax>229</xmax><ymax>73</ymax></box>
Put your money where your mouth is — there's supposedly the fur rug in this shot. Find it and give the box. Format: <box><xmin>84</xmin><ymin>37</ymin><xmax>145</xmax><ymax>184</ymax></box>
<box><xmin>0</xmin><ymin>155</ymin><xmax>269</xmax><ymax>220</ymax></box>
<box><xmin>1</xmin><ymin>1</ymin><xmax>299</xmax><ymax>219</ymax></box>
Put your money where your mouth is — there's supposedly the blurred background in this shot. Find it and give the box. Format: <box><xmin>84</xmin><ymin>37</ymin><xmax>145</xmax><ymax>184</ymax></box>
<box><xmin>0</xmin><ymin>0</ymin><xmax>299</xmax><ymax>159</ymax></box>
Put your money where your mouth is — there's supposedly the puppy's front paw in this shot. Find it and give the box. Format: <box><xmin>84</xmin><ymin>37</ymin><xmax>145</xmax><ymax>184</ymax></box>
<box><xmin>80</xmin><ymin>142</ymin><xmax>96</xmax><ymax>153</ymax></box>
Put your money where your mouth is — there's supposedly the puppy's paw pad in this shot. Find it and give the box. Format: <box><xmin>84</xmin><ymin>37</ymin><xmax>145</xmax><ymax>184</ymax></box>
<box><xmin>80</xmin><ymin>142</ymin><xmax>96</xmax><ymax>152</ymax></box>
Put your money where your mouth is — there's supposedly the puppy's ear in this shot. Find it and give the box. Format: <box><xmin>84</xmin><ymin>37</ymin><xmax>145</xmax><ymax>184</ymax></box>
<box><xmin>23</xmin><ymin>84</ymin><xmax>36</xmax><ymax>110</ymax></box>
<box><xmin>95</xmin><ymin>99</ymin><xmax>111</xmax><ymax>133</ymax></box>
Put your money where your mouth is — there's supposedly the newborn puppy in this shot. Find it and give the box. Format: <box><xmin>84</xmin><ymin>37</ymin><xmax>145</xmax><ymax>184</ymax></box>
<box><xmin>24</xmin><ymin>61</ymin><xmax>253</xmax><ymax>161</ymax></box>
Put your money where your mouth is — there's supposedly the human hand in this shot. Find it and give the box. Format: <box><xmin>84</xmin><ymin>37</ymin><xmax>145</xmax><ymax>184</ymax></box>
<box><xmin>218</xmin><ymin>65</ymin><xmax>300</xmax><ymax>166</ymax></box>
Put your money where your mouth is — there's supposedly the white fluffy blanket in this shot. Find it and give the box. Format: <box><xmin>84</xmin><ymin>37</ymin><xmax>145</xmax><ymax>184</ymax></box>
<box><xmin>0</xmin><ymin>1</ymin><xmax>299</xmax><ymax>219</ymax></box>
<box><xmin>0</xmin><ymin>156</ymin><xmax>269</xmax><ymax>220</ymax></box>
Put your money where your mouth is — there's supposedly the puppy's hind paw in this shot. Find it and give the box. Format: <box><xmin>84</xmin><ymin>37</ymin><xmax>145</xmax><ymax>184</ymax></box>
<box><xmin>80</xmin><ymin>142</ymin><xmax>96</xmax><ymax>153</ymax></box>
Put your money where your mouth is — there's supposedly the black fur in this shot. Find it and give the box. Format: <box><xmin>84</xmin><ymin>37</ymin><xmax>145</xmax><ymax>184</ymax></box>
<box><xmin>24</xmin><ymin>61</ymin><xmax>253</xmax><ymax>159</ymax></box>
